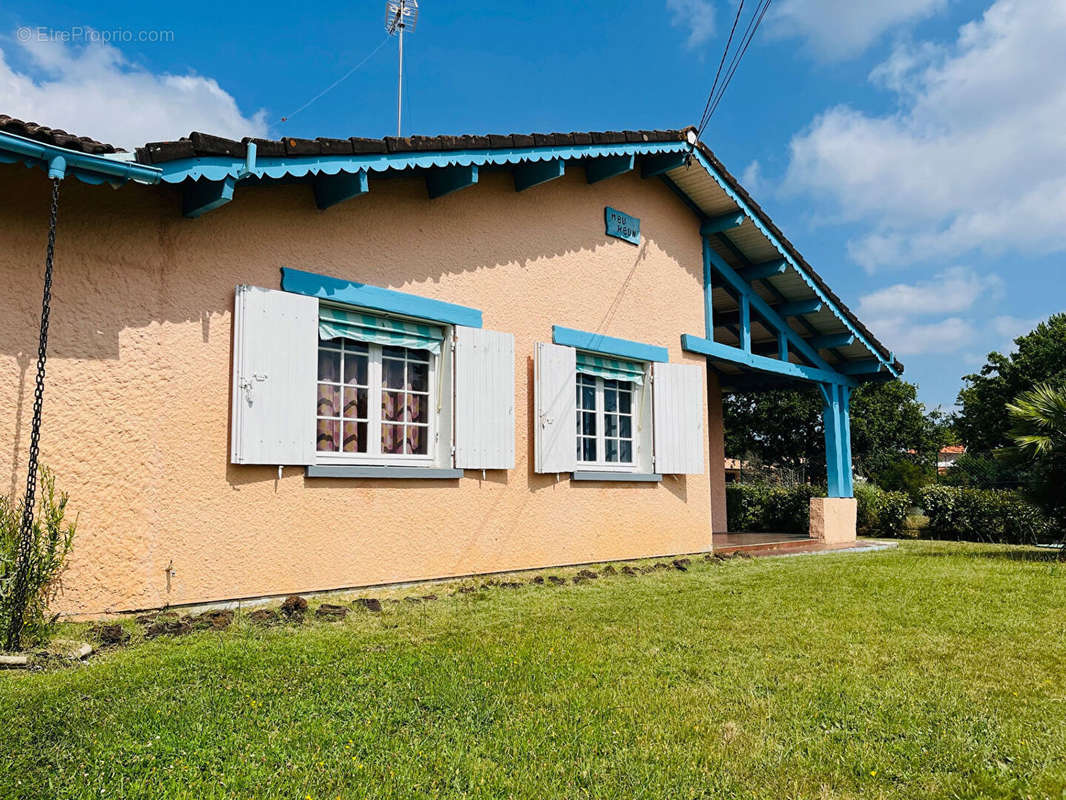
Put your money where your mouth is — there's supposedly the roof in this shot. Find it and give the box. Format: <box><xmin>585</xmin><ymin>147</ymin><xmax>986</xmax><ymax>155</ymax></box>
<box><xmin>0</xmin><ymin>114</ymin><xmax>121</xmax><ymax>155</ymax></box>
<box><xmin>0</xmin><ymin>115</ymin><xmax>901</xmax><ymax>381</ymax></box>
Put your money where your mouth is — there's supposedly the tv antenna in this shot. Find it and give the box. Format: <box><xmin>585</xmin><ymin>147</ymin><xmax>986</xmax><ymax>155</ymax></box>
<box><xmin>385</xmin><ymin>0</ymin><xmax>419</xmax><ymax>136</ymax></box>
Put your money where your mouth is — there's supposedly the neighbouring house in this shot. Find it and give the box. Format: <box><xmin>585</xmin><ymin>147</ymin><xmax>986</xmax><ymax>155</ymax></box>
<box><xmin>0</xmin><ymin>115</ymin><xmax>902</xmax><ymax>616</ymax></box>
<box><xmin>937</xmin><ymin>445</ymin><xmax>966</xmax><ymax>474</ymax></box>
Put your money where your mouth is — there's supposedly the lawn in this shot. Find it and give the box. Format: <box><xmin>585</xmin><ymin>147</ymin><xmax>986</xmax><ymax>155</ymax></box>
<box><xmin>2</xmin><ymin>541</ymin><xmax>1065</xmax><ymax>800</ymax></box>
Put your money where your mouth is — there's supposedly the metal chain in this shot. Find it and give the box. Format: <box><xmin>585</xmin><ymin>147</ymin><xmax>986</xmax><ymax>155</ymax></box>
<box><xmin>5</xmin><ymin>178</ymin><xmax>61</xmax><ymax>651</ymax></box>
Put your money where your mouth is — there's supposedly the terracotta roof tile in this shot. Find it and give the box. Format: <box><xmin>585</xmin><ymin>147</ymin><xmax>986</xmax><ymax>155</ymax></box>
<box><xmin>0</xmin><ymin>114</ymin><xmax>121</xmax><ymax>154</ymax></box>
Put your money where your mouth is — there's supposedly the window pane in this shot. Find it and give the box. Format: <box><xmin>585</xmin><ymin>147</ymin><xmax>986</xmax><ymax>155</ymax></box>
<box><xmin>316</xmin><ymin>384</ymin><xmax>340</xmax><ymax>417</ymax></box>
<box><xmin>408</xmin><ymin>361</ymin><xmax>428</xmax><ymax>392</ymax></box>
<box><xmin>316</xmin><ymin>418</ymin><xmax>339</xmax><ymax>452</ymax></box>
<box><xmin>382</xmin><ymin>424</ymin><xmax>405</xmax><ymax>454</ymax></box>
<box><xmin>317</xmin><ymin>349</ymin><xmax>341</xmax><ymax>382</ymax></box>
<box><xmin>581</xmin><ymin>384</ymin><xmax>596</xmax><ymax>410</ymax></box>
<box><xmin>581</xmin><ymin>437</ymin><xmax>596</xmax><ymax>462</ymax></box>
<box><xmin>604</xmin><ymin>389</ymin><xmax>617</xmax><ymax>412</ymax></box>
<box><xmin>605</xmin><ymin>439</ymin><xmax>619</xmax><ymax>462</ymax></box>
<box><xmin>407</xmin><ymin>348</ymin><xmax>430</xmax><ymax>363</ymax></box>
<box><xmin>344</xmin><ymin>352</ymin><xmax>368</xmax><ymax>386</ymax></box>
<box><xmin>620</xmin><ymin>440</ymin><xmax>633</xmax><ymax>462</ymax></box>
<box><xmin>342</xmin><ymin>421</ymin><xmax>367</xmax><ymax>453</ymax></box>
<box><xmin>406</xmin><ymin>426</ymin><xmax>428</xmax><ymax>455</ymax></box>
<box><xmin>619</xmin><ymin>416</ymin><xmax>632</xmax><ymax>438</ymax></box>
<box><xmin>383</xmin><ymin>358</ymin><xmax>405</xmax><ymax>389</ymax></box>
<box><xmin>382</xmin><ymin>391</ymin><xmax>405</xmax><ymax>422</ymax></box>
<box><xmin>406</xmin><ymin>394</ymin><xmax>428</xmax><ymax>424</ymax></box>
<box><xmin>343</xmin><ymin>387</ymin><xmax>367</xmax><ymax>420</ymax></box>
<box><xmin>382</xmin><ymin>345</ymin><xmax>406</xmax><ymax>359</ymax></box>
<box><xmin>605</xmin><ymin>414</ymin><xmax>618</xmax><ymax>437</ymax></box>
<box><xmin>619</xmin><ymin>389</ymin><xmax>632</xmax><ymax>414</ymax></box>
<box><xmin>582</xmin><ymin>411</ymin><xmax>596</xmax><ymax>436</ymax></box>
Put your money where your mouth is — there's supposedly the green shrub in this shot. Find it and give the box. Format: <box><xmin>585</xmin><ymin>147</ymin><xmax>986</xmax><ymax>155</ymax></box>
<box><xmin>918</xmin><ymin>485</ymin><xmax>1050</xmax><ymax>545</ymax></box>
<box><xmin>726</xmin><ymin>483</ymin><xmax>823</xmax><ymax>533</ymax></box>
<box><xmin>0</xmin><ymin>468</ymin><xmax>77</xmax><ymax>650</ymax></box>
<box><xmin>855</xmin><ymin>483</ymin><xmax>910</xmax><ymax>538</ymax></box>
<box><xmin>871</xmin><ymin>458</ymin><xmax>933</xmax><ymax>501</ymax></box>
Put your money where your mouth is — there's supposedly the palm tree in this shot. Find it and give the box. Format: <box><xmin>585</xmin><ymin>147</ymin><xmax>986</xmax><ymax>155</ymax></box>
<box><xmin>1007</xmin><ymin>383</ymin><xmax>1066</xmax><ymax>457</ymax></box>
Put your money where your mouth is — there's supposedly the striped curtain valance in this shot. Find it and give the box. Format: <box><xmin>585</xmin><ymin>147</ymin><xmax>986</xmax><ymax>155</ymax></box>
<box><xmin>319</xmin><ymin>306</ymin><xmax>445</xmax><ymax>355</ymax></box>
<box><xmin>576</xmin><ymin>351</ymin><xmax>646</xmax><ymax>386</ymax></box>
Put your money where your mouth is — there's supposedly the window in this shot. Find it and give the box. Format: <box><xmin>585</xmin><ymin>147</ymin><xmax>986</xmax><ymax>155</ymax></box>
<box><xmin>316</xmin><ymin>340</ymin><xmax>434</xmax><ymax>464</ymax></box>
<box><xmin>576</xmin><ymin>372</ymin><xmax>635</xmax><ymax>468</ymax></box>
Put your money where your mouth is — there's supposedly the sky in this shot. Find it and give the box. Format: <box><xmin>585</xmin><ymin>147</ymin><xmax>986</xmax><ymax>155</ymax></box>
<box><xmin>0</xmin><ymin>0</ymin><xmax>1062</xmax><ymax>410</ymax></box>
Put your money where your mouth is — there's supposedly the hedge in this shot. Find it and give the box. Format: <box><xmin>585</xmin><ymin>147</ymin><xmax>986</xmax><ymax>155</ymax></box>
<box><xmin>919</xmin><ymin>485</ymin><xmax>1050</xmax><ymax>545</ymax></box>
<box><xmin>855</xmin><ymin>483</ymin><xmax>910</xmax><ymax>538</ymax></box>
<box><xmin>725</xmin><ymin>483</ymin><xmax>822</xmax><ymax>533</ymax></box>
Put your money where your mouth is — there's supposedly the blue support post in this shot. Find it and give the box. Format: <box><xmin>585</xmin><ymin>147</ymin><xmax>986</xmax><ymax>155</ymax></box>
<box><xmin>702</xmin><ymin>237</ymin><xmax>714</xmax><ymax>338</ymax></box>
<box><xmin>739</xmin><ymin>295</ymin><xmax>751</xmax><ymax>352</ymax></box>
<box><xmin>821</xmin><ymin>382</ymin><xmax>854</xmax><ymax>498</ymax></box>
<box><xmin>778</xmin><ymin>333</ymin><xmax>788</xmax><ymax>362</ymax></box>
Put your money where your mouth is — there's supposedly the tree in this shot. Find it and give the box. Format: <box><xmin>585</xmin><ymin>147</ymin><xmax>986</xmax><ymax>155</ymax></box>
<box><xmin>722</xmin><ymin>379</ymin><xmax>942</xmax><ymax>483</ymax></box>
<box><xmin>956</xmin><ymin>314</ymin><xmax>1066</xmax><ymax>451</ymax></box>
<box><xmin>1006</xmin><ymin>383</ymin><xmax>1066</xmax><ymax>526</ymax></box>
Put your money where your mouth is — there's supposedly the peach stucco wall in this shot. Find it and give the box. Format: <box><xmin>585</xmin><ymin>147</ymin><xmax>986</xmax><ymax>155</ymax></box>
<box><xmin>1</xmin><ymin>162</ymin><xmax>727</xmax><ymax>616</ymax></box>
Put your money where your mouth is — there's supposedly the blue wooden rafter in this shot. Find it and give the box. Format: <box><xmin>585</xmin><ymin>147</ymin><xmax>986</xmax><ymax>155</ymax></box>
<box><xmin>313</xmin><ymin>169</ymin><xmax>368</xmax><ymax>210</ymax></box>
<box><xmin>183</xmin><ymin>177</ymin><xmax>235</xmax><ymax>218</ymax></box>
<box><xmin>513</xmin><ymin>158</ymin><xmax>565</xmax><ymax>192</ymax></box>
<box><xmin>426</xmin><ymin>164</ymin><xmax>478</xmax><ymax>199</ymax></box>
<box><xmin>586</xmin><ymin>154</ymin><xmax>635</xmax><ymax>184</ymax></box>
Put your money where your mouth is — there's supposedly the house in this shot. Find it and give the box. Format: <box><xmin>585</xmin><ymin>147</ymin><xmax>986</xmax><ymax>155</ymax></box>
<box><xmin>937</xmin><ymin>445</ymin><xmax>966</xmax><ymax>474</ymax></box>
<box><xmin>0</xmin><ymin>116</ymin><xmax>902</xmax><ymax>615</ymax></box>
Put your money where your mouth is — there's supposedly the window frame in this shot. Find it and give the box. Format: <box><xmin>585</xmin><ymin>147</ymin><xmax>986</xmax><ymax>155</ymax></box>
<box><xmin>315</xmin><ymin>338</ymin><xmax>439</xmax><ymax>468</ymax></box>
<box><xmin>575</xmin><ymin>371</ymin><xmax>639</xmax><ymax>472</ymax></box>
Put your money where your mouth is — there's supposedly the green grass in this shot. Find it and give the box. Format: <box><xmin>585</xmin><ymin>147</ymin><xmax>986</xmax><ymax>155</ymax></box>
<box><xmin>2</xmin><ymin>541</ymin><xmax>1065</xmax><ymax>800</ymax></box>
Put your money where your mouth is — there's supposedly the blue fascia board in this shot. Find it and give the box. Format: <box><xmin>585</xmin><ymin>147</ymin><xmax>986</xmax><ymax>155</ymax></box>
<box><xmin>151</xmin><ymin>141</ymin><xmax>693</xmax><ymax>185</ymax></box>
<box><xmin>553</xmin><ymin>325</ymin><xmax>668</xmax><ymax>363</ymax></box>
<box><xmin>513</xmin><ymin>158</ymin><xmax>565</xmax><ymax>191</ymax></box>
<box><xmin>281</xmin><ymin>267</ymin><xmax>483</xmax><ymax>328</ymax></box>
<box><xmin>681</xmin><ymin>334</ymin><xmax>856</xmax><ymax>387</ymax></box>
<box><xmin>0</xmin><ymin>130</ymin><xmax>162</xmax><ymax>186</ymax></box>
<box><xmin>586</xmin><ymin>154</ymin><xmax>635</xmax><ymax>184</ymax></box>
<box><xmin>687</xmin><ymin>148</ymin><xmax>901</xmax><ymax>379</ymax></box>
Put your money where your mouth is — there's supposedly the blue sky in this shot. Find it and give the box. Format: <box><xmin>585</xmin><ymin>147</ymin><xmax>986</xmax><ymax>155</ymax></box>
<box><xmin>1</xmin><ymin>0</ymin><xmax>1062</xmax><ymax>410</ymax></box>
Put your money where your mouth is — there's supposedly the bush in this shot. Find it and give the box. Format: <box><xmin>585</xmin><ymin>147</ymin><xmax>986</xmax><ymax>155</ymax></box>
<box><xmin>919</xmin><ymin>485</ymin><xmax>1050</xmax><ymax>545</ymax></box>
<box><xmin>726</xmin><ymin>483</ymin><xmax>823</xmax><ymax>533</ymax></box>
<box><xmin>871</xmin><ymin>458</ymin><xmax>933</xmax><ymax>500</ymax></box>
<box><xmin>0</xmin><ymin>468</ymin><xmax>77</xmax><ymax>650</ymax></box>
<box><xmin>855</xmin><ymin>483</ymin><xmax>910</xmax><ymax>538</ymax></box>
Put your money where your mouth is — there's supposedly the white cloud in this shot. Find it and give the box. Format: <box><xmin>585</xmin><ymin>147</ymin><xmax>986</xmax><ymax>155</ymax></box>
<box><xmin>991</xmin><ymin>314</ymin><xmax>1050</xmax><ymax>352</ymax></box>
<box><xmin>667</xmin><ymin>0</ymin><xmax>716</xmax><ymax>48</ymax></box>
<box><xmin>862</xmin><ymin>316</ymin><xmax>977</xmax><ymax>356</ymax></box>
<box><xmin>767</xmin><ymin>0</ymin><xmax>946</xmax><ymax>60</ymax></box>
<box><xmin>857</xmin><ymin>267</ymin><xmax>1003</xmax><ymax>317</ymax></box>
<box><xmin>0</xmin><ymin>33</ymin><xmax>269</xmax><ymax>150</ymax></box>
<box><xmin>740</xmin><ymin>159</ymin><xmax>763</xmax><ymax>193</ymax></box>
<box><xmin>784</xmin><ymin>0</ymin><xmax>1066</xmax><ymax>271</ymax></box>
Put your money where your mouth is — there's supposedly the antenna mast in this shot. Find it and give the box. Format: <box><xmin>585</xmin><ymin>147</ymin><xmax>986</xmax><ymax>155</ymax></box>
<box><xmin>385</xmin><ymin>0</ymin><xmax>419</xmax><ymax>137</ymax></box>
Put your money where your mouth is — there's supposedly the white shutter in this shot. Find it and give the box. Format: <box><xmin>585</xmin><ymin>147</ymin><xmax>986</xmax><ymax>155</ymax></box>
<box><xmin>534</xmin><ymin>342</ymin><xmax>577</xmax><ymax>473</ymax></box>
<box><xmin>652</xmin><ymin>362</ymin><xmax>705</xmax><ymax>474</ymax></box>
<box><xmin>230</xmin><ymin>285</ymin><xmax>318</xmax><ymax>465</ymax></box>
<box><xmin>454</xmin><ymin>326</ymin><xmax>515</xmax><ymax>470</ymax></box>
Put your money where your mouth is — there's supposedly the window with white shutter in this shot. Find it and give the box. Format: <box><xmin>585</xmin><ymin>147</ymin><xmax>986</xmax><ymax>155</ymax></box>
<box><xmin>652</xmin><ymin>362</ymin><xmax>705</xmax><ymax>474</ymax></box>
<box><xmin>534</xmin><ymin>342</ymin><xmax>577</xmax><ymax>473</ymax></box>
<box><xmin>454</xmin><ymin>327</ymin><xmax>515</xmax><ymax>470</ymax></box>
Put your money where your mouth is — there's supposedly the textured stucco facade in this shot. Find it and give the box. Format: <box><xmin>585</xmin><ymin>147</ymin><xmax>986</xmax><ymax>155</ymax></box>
<box><xmin>1</xmin><ymin>163</ymin><xmax>728</xmax><ymax>616</ymax></box>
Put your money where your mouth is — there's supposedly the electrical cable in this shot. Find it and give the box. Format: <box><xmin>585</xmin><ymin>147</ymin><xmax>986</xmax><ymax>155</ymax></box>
<box><xmin>280</xmin><ymin>37</ymin><xmax>391</xmax><ymax>123</ymax></box>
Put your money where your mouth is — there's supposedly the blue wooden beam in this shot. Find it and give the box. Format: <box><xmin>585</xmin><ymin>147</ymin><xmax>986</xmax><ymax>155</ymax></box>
<box><xmin>553</xmin><ymin>325</ymin><xmax>668</xmax><ymax>363</ymax></box>
<box><xmin>777</xmin><ymin>299</ymin><xmax>823</xmax><ymax>317</ymax></box>
<box><xmin>681</xmin><ymin>334</ymin><xmax>857</xmax><ymax>387</ymax></box>
<box><xmin>700</xmin><ymin>212</ymin><xmax>745</xmax><ymax>236</ymax></box>
<box><xmin>703</xmin><ymin>245</ymin><xmax>835</xmax><ymax>373</ymax></box>
<box><xmin>183</xmin><ymin>177</ymin><xmax>235</xmax><ymax>218</ymax></box>
<box><xmin>702</xmin><ymin>238</ymin><xmax>714</xmax><ymax>338</ymax></box>
<box><xmin>313</xmin><ymin>169</ymin><xmax>368</xmax><ymax>210</ymax></box>
<box><xmin>739</xmin><ymin>295</ymin><xmax>751</xmax><ymax>352</ymax></box>
<box><xmin>641</xmin><ymin>151</ymin><xmax>688</xmax><ymax>178</ymax></box>
<box><xmin>426</xmin><ymin>164</ymin><xmax>478</xmax><ymax>199</ymax></box>
<box><xmin>586</xmin><ymin>154</ymin><xmax>635</xmax><ymax>184</ymax></box>
<box><xmin>810</xmin><ymin>333</ymin><xmax>856</xmax><ymax>350</ymax></box>
<box><xmin>837</xmin><ymin>359</ymin><xmax>884</xmax><ymax>375</ymax></box>
<box><xmin>778</xmin><ymin>334</ymin><xmax>789</xmax><ymax>362</ymax></box>
<box><xmin>822</xmin><ymin>382</ymin><xmax>854</xmax><ymax>497</ymax></box>
<box><xmin>513</xmin><ymin>158</ymin><xmax>565</xmax><ymax>192</ymax></box>
<box><xmin>280</xmin><ymin>267</ymin><xmax>483</xmax><ymax>328</ymax></box>
<box><xmin>738</xmin><ymin>259</ymin><xmax>788</xmax><ymax>282</ymax></box>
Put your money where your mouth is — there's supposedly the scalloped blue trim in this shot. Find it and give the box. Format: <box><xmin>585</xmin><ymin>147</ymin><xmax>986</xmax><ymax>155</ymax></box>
<box><xmin>153</xmin><ymin>140</ymin><xmax>690</xmax><ymax>184</ymax></box>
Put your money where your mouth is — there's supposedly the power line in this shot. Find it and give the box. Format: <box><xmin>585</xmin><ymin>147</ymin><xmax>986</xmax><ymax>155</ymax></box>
<box><xmin>696</xmin><ymin>0</ymin><xmax>773</xmax><ymax>138</ymax></box>
<box><xmin>697</xmin><ymin>0</ymin><xmax>745</xmax><ymax>134</ymax></box>
<box><xmin>280</xmin><ymin>36</ymin><xmax>391</xmax><ymax>124</ymax></box>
